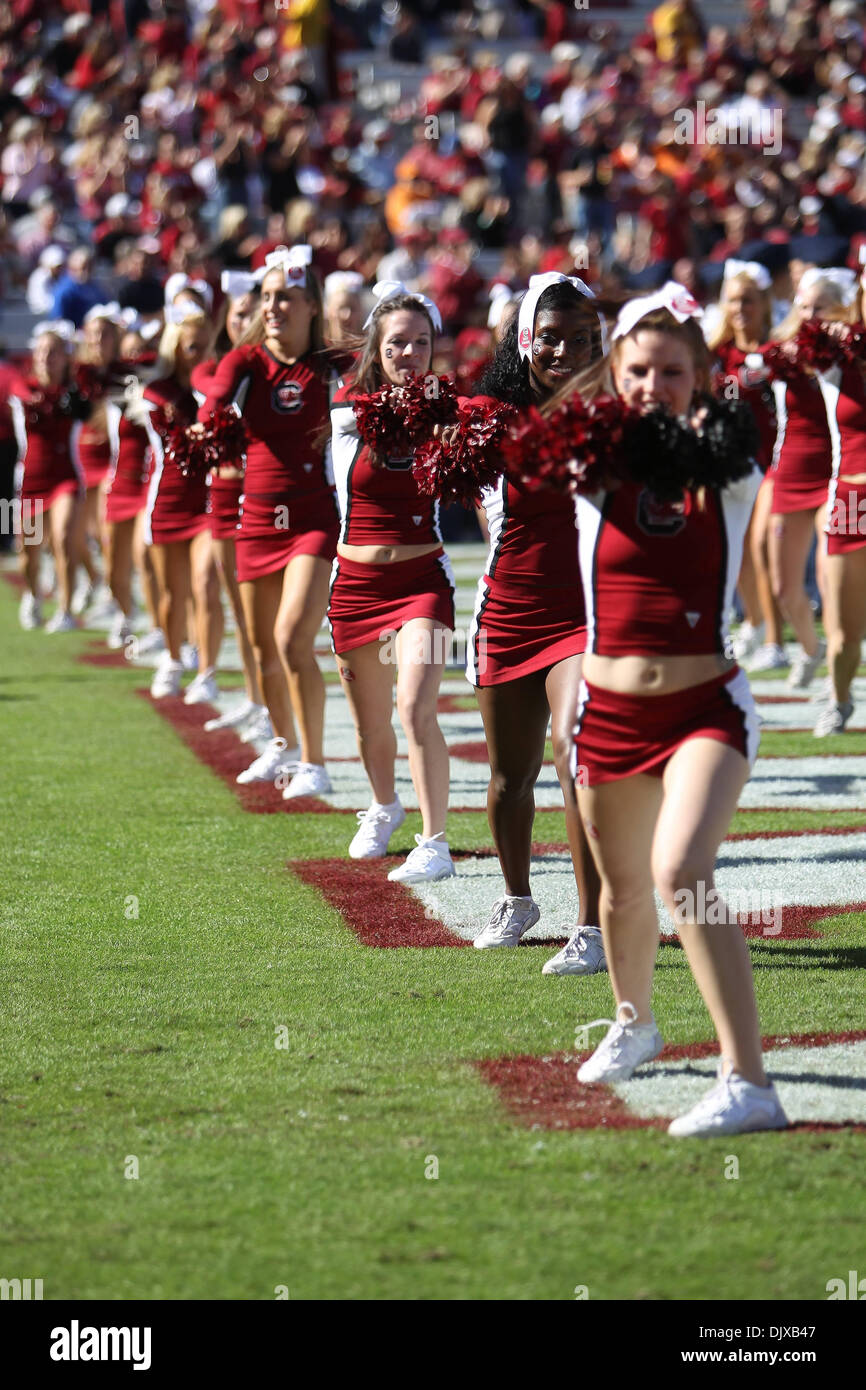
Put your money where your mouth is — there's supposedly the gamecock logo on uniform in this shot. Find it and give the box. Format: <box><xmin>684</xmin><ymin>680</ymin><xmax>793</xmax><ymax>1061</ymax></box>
<box><xmin>272</xmin><ymin>381</ymin><xmax>304</xmax><ymax>413</ymax></box>
<box><xmin>636</xmin><ymin>488</ymin><xmax>687</xmax><ymax>536</ymax></box>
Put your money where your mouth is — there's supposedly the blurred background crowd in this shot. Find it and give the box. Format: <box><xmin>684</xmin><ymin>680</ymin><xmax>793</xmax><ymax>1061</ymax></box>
<box><xmin>3</xmin><ymin>0</ymin><xmax>866</xmax><ymax>539</ymax></box>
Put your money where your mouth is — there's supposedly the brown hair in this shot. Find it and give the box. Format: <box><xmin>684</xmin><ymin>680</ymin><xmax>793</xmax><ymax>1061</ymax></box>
<box><xmin>348</xmin><ymin>293</ymin><xmax>437</xmax><ymax>395</ymax></box>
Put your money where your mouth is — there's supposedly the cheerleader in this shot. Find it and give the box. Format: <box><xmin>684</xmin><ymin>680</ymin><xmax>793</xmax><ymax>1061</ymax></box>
<box><xmin>707</xmin><ymin>261</ymin><xmax>785</xmax><ymax>672</ymax></box>
<box><xmin>113</xmin><ymin>322</ymin><xmax>164</xmax><ymax>657</ymax></box>
<box><xmin>566</xmin><ymin>283</ymin><xmax>786</xmax><ymax>1135</ymax></box>
<box><xmin>10</xmin><ymin>321</ymin><xmax>89</xmax><ymax>632</ymax></box>
<box><xmin>813</xmin><ymin>286</ymin><xmax>866</xmax><ymax>736</ymax></box>
<box><xmin>141</xmin><ymin>306</ymin><xmax>225</xmax><ymax>701</ymax></box>
<box><xmin>73</xmin><ymin>303</ymin><xmax>124</xmax><ymax>612</ymax></box>
<box><xmin>103</xmin><ymin>329</ymin><xmax>159</xmax><ymax>649</ymax></box>
<box><xmin>329</xmin><ymin>282</ymin><xmax>456</xmax><ymax>882</ymax></box>
<box><xmin>199</xmin><ymin>246</ymin><xmax>340</xmax><ymax>797</ymax></box>
<box><xmin>192</xmin><ymin>272</ymin><xmax>268</xmax><ymax>738</ymax></box>
<box><xmin>448</xmin><ymin>274</ymin><xmax>603</xmax><ymax>972</ymax></box>
<box><xmin>762</xmin><ymin>271</ymin><xmax>843</xmax><ymax>688</ymax></box>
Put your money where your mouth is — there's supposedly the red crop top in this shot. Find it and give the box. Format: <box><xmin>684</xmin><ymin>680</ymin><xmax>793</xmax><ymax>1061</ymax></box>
<box><xmin>330</xmin><ymin>380</ymin><xmax>442</xmax><ymax>546</ymax></box>
<box><xmin>576</xmin><ymin>471</ymin><xmax>762</xmax><ymax>657</ymax></box>
<box><xmin>199</xmin><ymin>344</ymin><xmax>333</xmax><ymax>501</ymax></box>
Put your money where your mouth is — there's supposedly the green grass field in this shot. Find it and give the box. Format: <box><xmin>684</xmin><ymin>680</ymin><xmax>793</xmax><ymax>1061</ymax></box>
<box><xmin>1</xmin><ymin>587</ymin><xmax>864</xmax><ymax>1302</ymax></box>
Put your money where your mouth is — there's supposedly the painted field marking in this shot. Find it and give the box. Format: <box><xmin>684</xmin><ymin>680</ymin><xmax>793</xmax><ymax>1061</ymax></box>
<box><xmin>476</xmin><ymin>1032</ymin><xmax>866</xmax><ymax>1132</ymax></box>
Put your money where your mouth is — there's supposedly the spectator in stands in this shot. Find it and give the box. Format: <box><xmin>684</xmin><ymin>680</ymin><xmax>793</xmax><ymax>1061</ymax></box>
<box><xmin>116</xmin><ymin>243</ymin><xmax>167</xmax><ymax>319</ymax></box>
<box><xmin>26</xmin><ymin>246</ymin><xmax>66</xmax><ymax>316</ymax></box>
<box><xmin>51</xmin><ymin>249</ymin><xmax>108</xmax><ymax>329</ymax></box>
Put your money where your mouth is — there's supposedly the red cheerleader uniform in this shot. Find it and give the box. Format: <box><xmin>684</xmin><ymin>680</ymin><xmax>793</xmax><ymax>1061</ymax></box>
<box><xmin>573</xmin><ymin>470</ymin><xmax>763</xmax><ymax>784</ymax></box>
<box><xmin>817</xmin><ymin>358</ymin><xmax>866</xmax><ymax>556</ymax></box>
<box><xmin>9</xmin><ymin>376</ymin><xmax>88</xmax><ymax>510</ymax></box>
<box><xmin>327</xmin><ymin>379</ymin><xmax>456</xmax><ymax>653</ymax></box>
<box><xmin>143</xmin><ymin>378</ymin><xmax>209</xmax><ymax>545</ymax></box>
<box><xmin>465</xmin><ymin>395</ymin><xmax>586</xmax><ymax>687</ymax></box>
<box><xmin>191</xmin><ymin>357</ymin><xmax>244</xmax><ymax>542</ymax></box>
<box><xmin>713</xmin><ymin>342</ymin><xmax>777</xmax><ymax>470</ymax></box>
<box><xmin>198</xmin><ymin>344</ymin><xmax>339</xmax><ymax>581</ymax></box>
<box><xmin>104</xmin><ymin>401</ymin><xmax>153</xmax><ymax>524</ymax></box>
<box><xmin>73</xmin><ymin>363</ymin><xmax>115</xmax><ymax>489</ymax></box>
<box><xmin>762</xmin><ymin>356</ymin><xmax>832</xmax><ymax>514</ymax></box>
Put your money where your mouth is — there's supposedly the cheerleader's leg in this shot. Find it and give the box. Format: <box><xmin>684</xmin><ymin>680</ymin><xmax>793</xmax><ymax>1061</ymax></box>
<box><xmin>653</xmin><ymin>737</ymin><xmax>765</xmax><ymax>1087</ymax></box>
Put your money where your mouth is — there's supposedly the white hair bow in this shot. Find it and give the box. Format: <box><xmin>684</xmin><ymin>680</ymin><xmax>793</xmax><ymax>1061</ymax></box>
<box><xmin>723</xmin><ymin>259</ymin><xmax>772</xmax><ymax>291</ymax></box>
<box><xmin>164</xmin><ymin>273</ymin><xmax>213</xmax><ymax>311</ymax></box>
<box><xmin>263</xmin><ymin>244</ymin><xmax>314</xmax><ymax>288</ymax></box>
<box><xmin>611</xmin><ymin>280</ymin><xmax>704</xmax><ymax>342</ymax></box>
<box><xmin>516</xmin><ymin>272</ymin><xmax>602</xmax><ymax>360</ymax></box>
<box><xmin>30</xmin><ymin>319</ymin><xmax>76</xmax><ymax>346</ymax></box>
<box><xmin>221</xmin><ymin>270</ymin><xmax>260</xmax><ymax>299</ymax></box>
<box><xmin>84</xmin><ymin>301</ymin><xmax>123</xmax><ymax>325</ymax></box>
<box><xmin>797</xmin><ymin>266</ymin><xmax>860</xmax><ymax>307</ymax></box>
<box><xmin>324</xmin><ymin>270</ymin><xmax>364</xmax><ymax>302</ymax></box>
<box><xmin>364</xmin><ymin>279</ymin><xmax>443</xmax><ymax>334</ymax></box>
<box><xmin>165</xmin><ymin>301</ymin><xmax>206</xmax><ymax>325</ymax></box>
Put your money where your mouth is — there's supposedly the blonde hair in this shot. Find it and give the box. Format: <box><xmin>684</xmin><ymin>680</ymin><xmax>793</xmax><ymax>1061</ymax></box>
<box><xmin>154</xmin><ymin>307</ymin><xmax>211</xmax><ymax>377</ymax></box>
<box><xmin>774</xmin><ymin>271</ymin><xmax>859</xmax><ymax>342</ymax></box>
<box><xmin>706</xmin><ymin>274</ymin><xmax>772</xmax><ymax>351</ymax></box>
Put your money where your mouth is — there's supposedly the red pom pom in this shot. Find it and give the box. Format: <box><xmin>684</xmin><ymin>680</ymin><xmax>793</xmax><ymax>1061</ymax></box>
<box><xmin>795</xmin><ymin>319</ymin><xmax>845</xmax><ymax>372</ymax></box>
<box><xmin>501</xmin><ymin>392</ymin><xmax>628</xmax><ymax>495</ymax></box>
<box><xmin>412</xmin><ymin>398</ymin><xmax>517</xmax><ymax>504</ymax></box>
<box><xmin>353</xmin><ymin>386</ymin><xmax>413</xmax><ymax>462</ymax></box>
<box><xmin>166</xmin><ymin>405</ymin><xmax>248</xmax><ymax>477</ymax></box>
<box><xmin>353</xmin><ymin>374</ymin><xmax>459</xmax><ymax>463</ymax></box>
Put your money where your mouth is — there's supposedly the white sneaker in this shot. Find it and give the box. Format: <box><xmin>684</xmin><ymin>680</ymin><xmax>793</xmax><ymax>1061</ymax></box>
<box><xmin>70</xmin><ymin>577</ymin><xmax>95</xmax><ymax>615</ymax></box>
<box><xmin>668</xmin><ymin>1060</ymin><xmax>788</xmax><ymax>1137</ymax></box>
<box><xmin>132</xmin><ymin>628</ymin><xmax>166</xmax><ymax>658</ymax></box>
<box><xmin>45</xmin><ymin>608</ymin><xmax>76</xmax><ymax>633</ymax></box>
<box><xmin>180</xmin><ymin>642</ymin><xmax>198</xmax><ymax>672</ymax></box>
<box><xmin>239</xmin><ymin>708</ymin><xmax>274</xmax><ymax>744</ymax></box>
<box><xmin>473</xmin><ymin>895</ymin><xmax>540</xmax><ymax>948</ymax></box>
<box><xmin>107</xmin><ymin>612</ymin><xmax>133</xmax><ymax>649</ymax></box>
<box><xmin>183</xmin><ymin>668</ymin><xmax>219</xmax><ymax>705</ymax></box>
<box><xmin>577</xmin><ymin>1001</ymin><xmax>663</xmax><ymax>1084</ymax></box>
<box><xmin>542</xmin><ymin>926</ymin><xmax>607</xmax><ymax>976</ymax></box>
<box><xmin>731</xmin><ymin>621</ymin><xmax>764</xmax><ymax>662</ymax></box>
<box><xmin>349</xmin><ymin>799</ymin><xmax>406</xmax><ymax>858</ymax></box>
<box><xmin>204</xmin><ymin>699</ymin><xmax>261</xmax><ymax>733</ymax></box>
<box><xmin>816</xmin><ymin>674</ymin><xmax>835</xmax><ymax>706</ymax></box>
<box><xmin>747</xmin><ymin>643</ymin><xmax>789</xmax><ymax>673</ymax></box>
<box><xmin>281</xmin><ymin>762</ymin><xmax>333</xmax><ymax>799</ymax></box>
<box><xmin>19</xmin><ymin>592</ymin><xmax>42</xmax><ymax>629</ymax></box>
<box><xmin>814</xmin><ymin>700</ymin><xmax>854</xmax><ymax>737</ymax></box>
<box><xmin>236</xmin><ymin>737</ymin><xmax>300</xmax><ymax>785</ymax></box>
<box><xmin>388</xmin><ymin>833</ymin><xmax>456</xmax><ymax>883</ymax></box>
<box><xmin>150</xmin><ymin>657</ymin><xmax>183</xmax><ymax>698</ymax></box>
<box><xmin>788</xmin><ymin>640</ymin><xmax>826</xmax><ymax>690</ymax></box>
